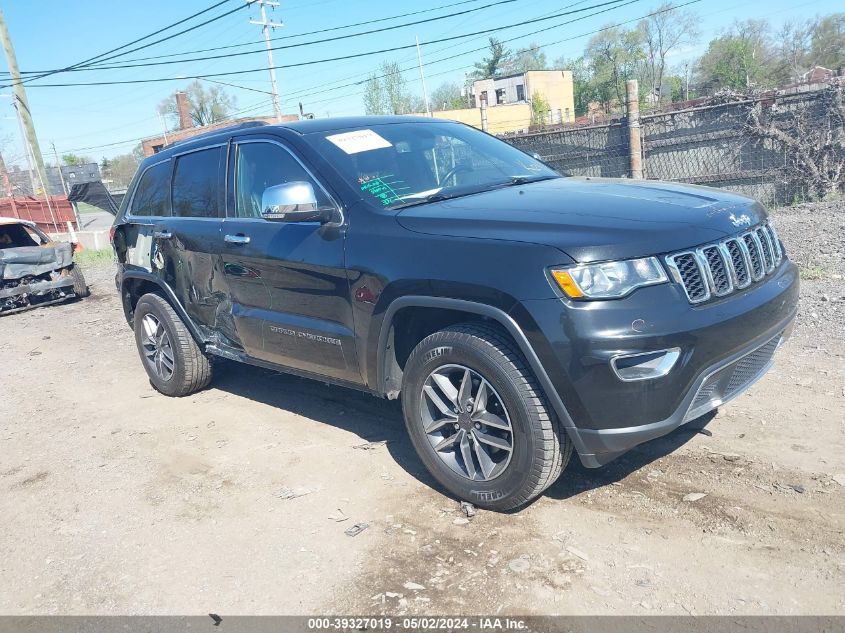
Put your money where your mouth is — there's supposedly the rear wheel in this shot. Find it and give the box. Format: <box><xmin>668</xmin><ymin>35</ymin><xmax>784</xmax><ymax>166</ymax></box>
<box><xmin>401</xmin><ymin>323</ymin><xmax>571</xmax><ymax>511</ymax></box>
<box><xmin>70</xmin><ymin>264</ymin><xmax>89</xmax><ymax>298</ymax></box>
<box><xmin>133</xmin><ymin>293</ymin><xmax>212</xmax><ymax>397</ymax></box>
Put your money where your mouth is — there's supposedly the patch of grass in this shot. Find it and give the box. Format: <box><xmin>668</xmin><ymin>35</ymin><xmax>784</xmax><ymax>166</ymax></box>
<box><xmin>75</xmin><ymin>202</ymin><xmax>104</xmax><ymax>214</ymax></box>
<box><xmin>74</xmin><ymin>248</ymin><xmax>114</xmax><ymax>266</ymax></box>
<box><xmin>799</xmin><ymin>265</ymin><xmax>828</xmax><ymax>281</ymax></box>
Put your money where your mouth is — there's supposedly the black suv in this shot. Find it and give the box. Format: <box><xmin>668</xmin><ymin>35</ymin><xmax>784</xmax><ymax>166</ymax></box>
<box><xmin>112</xmin><ymin>116</ymin><xmax>798</xmax><ymax>511</ymax></box>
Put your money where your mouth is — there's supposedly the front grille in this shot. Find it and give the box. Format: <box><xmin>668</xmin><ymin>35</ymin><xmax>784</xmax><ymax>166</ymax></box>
<box><xmin>702</xmin><ymin>246</ymin><xmax>731</xmax><ymax>295</ymax></box>
<box><xmin>686</xmin><ymin>330</ymin><xmax>783</xmax><ymax>421</ymax></box>
<box><xmin>667</xmin><ymin>222</ymin><xmax>782</xmax><ymax>304</ymax></box>
<box><xmin>672</xmin><ymin>253</ymin><xmax>709</xmax><ymax>302</ymax></box>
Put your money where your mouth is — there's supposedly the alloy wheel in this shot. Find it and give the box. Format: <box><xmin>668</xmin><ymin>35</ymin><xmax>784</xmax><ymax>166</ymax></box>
<box><xmin>419</xmin><ymin>364</ymin><xmax>514</xmax><ymax>481</ymax></box>
<box><xmin>140</xmin><ymin>313</ymin><xmax>175</xmax><ymax>381</ymax></box>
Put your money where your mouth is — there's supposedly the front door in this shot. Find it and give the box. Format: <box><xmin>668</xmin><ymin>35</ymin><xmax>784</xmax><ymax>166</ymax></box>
<box><xmin>219</xmin><ymin>137</ymin><xmax>360</xmax><ymax>383</ymax></box>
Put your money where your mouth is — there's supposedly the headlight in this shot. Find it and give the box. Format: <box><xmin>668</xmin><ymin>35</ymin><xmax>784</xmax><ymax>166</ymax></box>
<box><xmin>551</xmin><ymin>257</ymin><xmax>668</xmax><ymax>299</ymax></box>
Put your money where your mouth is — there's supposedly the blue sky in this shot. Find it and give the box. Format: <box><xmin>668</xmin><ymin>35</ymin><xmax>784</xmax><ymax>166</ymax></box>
<box><xmin>0</xmin><ymin>0</ymin><xmax>839</xmax><ymax>163</ymax></box>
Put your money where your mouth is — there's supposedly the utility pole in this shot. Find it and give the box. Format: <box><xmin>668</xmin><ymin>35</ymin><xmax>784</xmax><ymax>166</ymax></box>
<box><xmin>415</xmin><ymin>36</ymin><xmax>431</xmax><ymax>117</ymax></box>
<box><xmin>10</xmin><ymin>99</ymin><xmax>38</xmax><ymax>195</ymax></box>
<box><xmin>0</xmin><ymin>8</ymin><xmax>51</xmax><ymax>198</ymax></box>
<box><xmin>625</xmin><ymin>79</ymin><xmax>643</xmax><ymax>180</ymax></box>
<box><xmin>249</xmin><ymin>0</ymin><xmax>283</xmax><ymax>121</ymax></box>
<box><xmin>50</xmin><ymin>142</ymin><xmax>68</xmax><ymax>196</ymax></box>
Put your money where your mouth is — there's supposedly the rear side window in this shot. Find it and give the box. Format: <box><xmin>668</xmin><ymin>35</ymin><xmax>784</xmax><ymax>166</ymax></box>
<box><xmin>171</xmin><ymin>147</ymin><xmax>224</xmax><ymax>218</ymax></box>
<box><xmin>131</xmin><ymin>161</ymin><xmax>170</xmax><ymax>217</ymax></box>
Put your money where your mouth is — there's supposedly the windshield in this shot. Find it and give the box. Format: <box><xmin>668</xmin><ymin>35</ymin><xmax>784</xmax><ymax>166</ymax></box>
<box><xmin>308</xmin><ymin>121</ymin><xmax>559</xmax><ymax>209</ymax></box>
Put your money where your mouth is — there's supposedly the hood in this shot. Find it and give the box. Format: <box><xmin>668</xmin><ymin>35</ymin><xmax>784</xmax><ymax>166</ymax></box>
<box><xmin>0</xmin><ymin>242</ymin><xmax>73</xmax><ymax>280</ymax></box>
<box><xmin>395</xmin><ymin>177</ymin><xmax>768</xmax><ymax>262</ymax></box>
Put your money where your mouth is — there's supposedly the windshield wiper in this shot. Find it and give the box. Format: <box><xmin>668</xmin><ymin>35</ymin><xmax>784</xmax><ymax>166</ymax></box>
<box><xmin>499</xmin><ymin>175</ymin><xmax>559</xmax><ymax>187</ymax></box>
<box><xmin>392</xmin><ymin>191</ymin><xmax>471</xmax><ymax>210</ymax></box>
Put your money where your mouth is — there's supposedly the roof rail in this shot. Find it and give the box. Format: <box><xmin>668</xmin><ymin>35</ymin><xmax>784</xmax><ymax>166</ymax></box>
<box><xmin>163</xmin><ymin>120</ymin><xmax>268</xmax><ymax>150</ymax></box>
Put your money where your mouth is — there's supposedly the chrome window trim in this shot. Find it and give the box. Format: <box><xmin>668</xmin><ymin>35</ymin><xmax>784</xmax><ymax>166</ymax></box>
<box><xmin>230</xmin><ymin>138</ymin><xmax>344</xmax><ymax>226</ymax></box>
<box><xmin>125</xmin><ymin>157</ymin><xmax>172</xmax><ymax>220</ymax></box>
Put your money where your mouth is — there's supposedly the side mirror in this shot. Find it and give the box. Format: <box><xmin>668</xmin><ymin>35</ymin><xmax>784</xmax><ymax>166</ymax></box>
<box><xmin>261</xmin><ymin>181</ymin><xmax>333</xmax><ymax>223</ymax></box>
<box><xmin>531</xmin><ymin>152</ymin><xmax>544</xmax><ymax>162</ymax></box>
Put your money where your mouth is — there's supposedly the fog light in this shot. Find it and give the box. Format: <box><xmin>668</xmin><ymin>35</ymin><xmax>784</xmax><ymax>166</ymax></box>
<box><xmin>610</xmin><ymin>348</ymin><xmax>681</xmax><ymax>382</ymax></box>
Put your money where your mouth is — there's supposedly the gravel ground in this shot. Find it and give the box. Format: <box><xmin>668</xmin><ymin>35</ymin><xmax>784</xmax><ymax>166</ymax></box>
<box><xmin>0</xmin><ymin>202</ymin><xmax>842</xmax><ymax>616</ymax></box>
<box><xmin>771</xmin><ymin>200</ymin><xmax>845</xmax><ymax>339</ymax></box>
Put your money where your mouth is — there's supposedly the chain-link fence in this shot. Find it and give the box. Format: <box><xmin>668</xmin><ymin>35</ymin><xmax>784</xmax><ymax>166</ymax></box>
<box><xmin>503</xmin><ymin>83</ymin><xmax>845</xmax><ymax>207</ymax></box>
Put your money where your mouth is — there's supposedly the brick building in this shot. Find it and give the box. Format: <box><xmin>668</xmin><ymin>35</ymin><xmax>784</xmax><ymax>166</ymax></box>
<box><xmin>140</xmin><ymin>91</ymin><xmax>297</xmax><ymax>157</ymax></box>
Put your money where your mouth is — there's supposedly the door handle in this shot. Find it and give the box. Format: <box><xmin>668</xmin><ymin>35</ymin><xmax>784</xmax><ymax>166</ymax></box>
<box><xmin>153</xmin><ymin>230</ymin><xmax>172</xmax><ymax>240</ymax></box>
<box><xmin>224</xmin><ymin>234</ymin><xmax>251</xmax><ymax>245</ymax></box>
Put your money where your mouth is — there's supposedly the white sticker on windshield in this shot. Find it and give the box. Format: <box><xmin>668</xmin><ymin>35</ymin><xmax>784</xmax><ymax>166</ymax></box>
<box><xmin>326</xmin><ymin>129</ymin><xmax>392</xmax><ymax>154</ymax></box>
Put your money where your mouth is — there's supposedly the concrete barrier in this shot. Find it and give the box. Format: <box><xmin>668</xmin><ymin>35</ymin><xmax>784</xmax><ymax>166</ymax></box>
<box><xmin>47</xmin><ymin>229</ymin><xmax>110</xmax><ymax>251</ymax></box>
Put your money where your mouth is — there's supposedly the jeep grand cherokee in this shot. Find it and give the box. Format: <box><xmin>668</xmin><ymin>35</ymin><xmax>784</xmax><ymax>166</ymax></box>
<box><xmin>111</xmin><ymin>117</ymin><xmax>798</xmax><ymax>511</ymax></box>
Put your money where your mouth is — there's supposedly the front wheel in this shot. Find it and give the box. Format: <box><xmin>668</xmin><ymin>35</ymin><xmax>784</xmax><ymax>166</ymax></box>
<box><xmin>401</xmin><ymin>323</ymin><xmax>571</xmax><ymax>511</ymax></box>
<box><xmin>70</xmin><ymin>264</ymin><xmax>89</xmax><ymax>298</ymax></box>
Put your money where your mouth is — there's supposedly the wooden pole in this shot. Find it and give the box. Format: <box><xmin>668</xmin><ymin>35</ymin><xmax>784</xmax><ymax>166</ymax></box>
<box><xmin>626</xmin><ymin>79</ymin><xmax>643</xmax><ymax>179</ymax></box>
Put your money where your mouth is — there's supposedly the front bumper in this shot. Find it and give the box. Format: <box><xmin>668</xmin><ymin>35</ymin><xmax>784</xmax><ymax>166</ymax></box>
<box><xmin>0</xmin><ymin>276</ymin><xmax>76</xmax><ymax>315</ymax></box>
<box><xmin>518</xmin><ymin>259</ymin><xmax>799</xmax><ymax>467</ymax></box>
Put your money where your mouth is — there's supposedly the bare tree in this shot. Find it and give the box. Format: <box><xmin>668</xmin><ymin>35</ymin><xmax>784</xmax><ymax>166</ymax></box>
<box><xmin>158</xmin><ymin>81</ymin><xmax>236</xmax><ymax>128</ymax></box>
<box><xmin>744</xmin><ymin>80</ymin><xmax>845</xmax><ymax>199</ymax></box>
<box><xmin>638</xmin><ymin>3</ymin><xmax>700</xmax><ymax>104</ymax></box>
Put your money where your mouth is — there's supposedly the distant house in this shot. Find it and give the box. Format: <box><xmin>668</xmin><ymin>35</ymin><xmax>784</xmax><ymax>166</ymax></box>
<box><xmin>800</xmin><ymin>66</ymin><xmax>835</xmax><ymax>84</ymax></box>
<box><xmin>470</xmin><ymin>70</ymin><xmax>576</xmax><ymax>125</ymax></box>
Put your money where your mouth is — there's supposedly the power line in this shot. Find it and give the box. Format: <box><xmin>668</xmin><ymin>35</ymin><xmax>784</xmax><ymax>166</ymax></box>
<box><xmin>34</xmin><ymin>0</ymin><xmax>496</xmax><ymax>68</ymax></box>
<box><xmin>18</xmin><ymin>0</ymin><xmax>636</xmax><ymax>87</ymax></box>
<box><xmin>46</xmin><ymin>0</ymin><xmax>522</xmax><ymax>73</ymax></box>
<box><xmin>0</xmin><ymin>0</ymin><xmax>248</xmax><ymax>89</ymax></box>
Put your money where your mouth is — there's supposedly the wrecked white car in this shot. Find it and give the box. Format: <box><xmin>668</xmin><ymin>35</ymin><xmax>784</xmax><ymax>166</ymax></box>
<box><xmin>0</xmin><ymin>217</ymin><xmax>89</xmax><ymax>316</ymax></box>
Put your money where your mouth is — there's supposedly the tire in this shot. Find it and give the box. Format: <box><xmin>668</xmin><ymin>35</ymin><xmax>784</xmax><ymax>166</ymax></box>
<box><xmin>70</xmin><ymin>264</ymin><xmax>90</xmax><ymax>298</ymax></box>
<box><xmin>133</xmin><ymin>292</ymin><xmax>212</xmax><ymax>397</ymax></box>
<box><xmin>401</xmin><ymin>322</ymin><xmax>571</xmax><ymax>512</ymax></box>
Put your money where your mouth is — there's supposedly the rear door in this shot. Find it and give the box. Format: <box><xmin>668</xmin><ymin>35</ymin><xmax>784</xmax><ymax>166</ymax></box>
<box><xmin>157</xmin><ymin>144</ymin><xmax>226</xmax><ymax>332</ymax></box>
<box><xmin>219</xmin><ymin>136</ymin><xmax>360</xmax><ymax>383</ymax></box>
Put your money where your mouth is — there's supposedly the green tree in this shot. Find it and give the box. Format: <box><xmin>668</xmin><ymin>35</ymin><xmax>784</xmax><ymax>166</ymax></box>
<box><xmin>429</xmin><ymin>82</ymin><xmax>466</xmax><ymax>111</ymax></box>
<box><xmin>530</xmin><ymin>91</ymin><xmax>550</xmax><ymax>126</ymax></box>
<box><xmin>363</xmin><ymin>61</ymin><xmax>421</xmax><ymax>115</ymax></box>
<box><xmin>473</xmin><ymin>38</ymin><xmax>510</xmax><ymax>79</ymax></box>
<box><xmin>107</xmin><ymin>153</ymin><xmax>140</xmax><ymax>190</ymax></box>
<box><xmin>810</xmin><ymin>13</ymin><xmax>845</xmax><ymax>70</ymax></box>
<box><xmin>61</xmin><ymin>153</ymin><xmax>93</xmax><ymax>166</ymax></box>
<box><xmin>585</xmin><ymin>26</ymin><xmax>645</xmax><ymax>112</ymax></box>
<box><xmin>158</xmin><ymin>80</ymin><xmax>236</xmax><ymax>128</ymax></box>
<box><xmin>696</xmin><ymin>20</ymin><xmax>775</xmax><ymax>92</ymax></box>
<box><xmin>503</xmin><ymin>43</ymin><xmax>548</xmax><ymax>74</ymax></box>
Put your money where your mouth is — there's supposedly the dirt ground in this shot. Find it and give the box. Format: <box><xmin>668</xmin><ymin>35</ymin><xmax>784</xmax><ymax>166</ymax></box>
<box><xmin>0</xmin><ymin>203</ymin><xmax>843</xmax><ymax>616</ymax></box>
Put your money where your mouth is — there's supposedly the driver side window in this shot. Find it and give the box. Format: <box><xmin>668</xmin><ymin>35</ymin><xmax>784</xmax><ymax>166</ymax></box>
<box><xmin>234</xmin><ymin>141</ymin><xmax>331</xmax><ymax>219</ymax></box>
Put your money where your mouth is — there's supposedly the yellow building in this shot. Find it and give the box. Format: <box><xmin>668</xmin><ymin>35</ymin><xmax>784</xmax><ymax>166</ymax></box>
<box><xmin>421</xmin><ymin>69</ymin><xmax>575</xmax><ymax>135</ymax></box>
